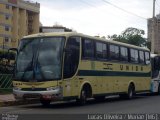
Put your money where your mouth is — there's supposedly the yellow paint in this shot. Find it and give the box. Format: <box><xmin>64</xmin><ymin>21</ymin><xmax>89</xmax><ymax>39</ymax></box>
<box><xmin>12</xmin><ymin>32</ymin><xmax>151</xmax><ymax>100</ymax></box>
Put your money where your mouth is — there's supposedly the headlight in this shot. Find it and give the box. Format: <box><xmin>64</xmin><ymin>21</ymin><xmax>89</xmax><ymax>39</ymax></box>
<box><xmin>13</xmin><ymin>87</ymin><xmax>21</xmax><ymax>90</ymax></box>
<box><xmin>46</xmin><ymin>86</ymin><xmax>60</xmax><ymax>91</ymax></box>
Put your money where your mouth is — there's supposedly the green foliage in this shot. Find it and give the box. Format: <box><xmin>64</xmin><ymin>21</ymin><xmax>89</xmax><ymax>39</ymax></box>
<box><xmin>108</xmin><ymin>27</ymin><xmax>147</xmax><ymax>47</ymax></box>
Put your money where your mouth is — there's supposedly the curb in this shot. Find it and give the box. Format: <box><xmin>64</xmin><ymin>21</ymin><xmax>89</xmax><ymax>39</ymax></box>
<box><xmin>0</xmin><ymin>99</ymin><xmax>40</xmax><ymax>107</ymax></box>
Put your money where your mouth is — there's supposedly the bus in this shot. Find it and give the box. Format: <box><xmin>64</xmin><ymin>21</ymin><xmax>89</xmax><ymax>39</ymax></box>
<box><xmin>11</xmin><ymin>32</ymin><xmax>151</xmax><ymax>106</ymax></box>
<box><xmin>150</xmin><ymin>54</ymin><xmax>160</xmax><ymax>94</ymax></box>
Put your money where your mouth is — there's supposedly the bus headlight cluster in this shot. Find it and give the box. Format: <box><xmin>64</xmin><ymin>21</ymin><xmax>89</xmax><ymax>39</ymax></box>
<box><xmin>46</xmin><ymin>86</ymin><xmax>60</xmax><ymax>91</ymax></box>
<box><xmin>13</xmin><ymin>87</ymin><xmax>21</xmax><ymax>90</ymax></box>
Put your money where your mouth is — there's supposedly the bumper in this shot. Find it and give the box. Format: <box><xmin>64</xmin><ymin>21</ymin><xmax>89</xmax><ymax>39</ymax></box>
<box><xmin>13</xmin><ymin>87</ymin><xmax>62</xmax><ymax>100</ymax></box>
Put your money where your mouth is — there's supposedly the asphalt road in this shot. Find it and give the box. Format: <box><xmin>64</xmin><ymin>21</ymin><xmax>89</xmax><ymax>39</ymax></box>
<box><xmin>0</xmin><ymin>94</ymin><xmax>160</xmax><ymax>120</ymax></box>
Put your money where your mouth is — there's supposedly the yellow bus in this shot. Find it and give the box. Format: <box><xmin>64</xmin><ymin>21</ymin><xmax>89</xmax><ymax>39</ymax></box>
<box><xmin>12</xmin><ymin>32</ymin><xmax>151</xmax><ymax>106</ymax></box>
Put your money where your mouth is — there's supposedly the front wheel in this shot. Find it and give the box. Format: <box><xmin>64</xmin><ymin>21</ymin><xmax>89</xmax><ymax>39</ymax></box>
<box><xmin>76</xmin><ymin>89</ymin><xmax>87</xmax><ymax>105</ymax></box>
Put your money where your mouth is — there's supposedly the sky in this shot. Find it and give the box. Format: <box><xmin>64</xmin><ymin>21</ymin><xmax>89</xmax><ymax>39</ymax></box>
<box><xmin>32</xmin><ymin>0</ymin><xmax>160</xmax><ymax>37</ymax></box>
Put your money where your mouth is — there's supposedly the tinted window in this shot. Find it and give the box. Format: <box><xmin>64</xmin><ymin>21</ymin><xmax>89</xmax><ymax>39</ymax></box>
<box><xmin>82</xmin><ymin>39</ymin><xmax>94</xmax><ymax>58</ymax></box>
<box><xmin>96</xmin><ymin>42</ymin><xmax>107</xmax><ymax>59</ymax></box>
<box><xmin>5</xmin><ymin>26</ymin><xmax>9</xmax><ymax>31</ymax></box>
<box><xmin>63</xmin><ymin>37</ymin><xmax>80</xmax><ymax>78</ymax></box>
<box><xmin>110</xmin><ymin>44</ymin><xmax>119</xmax><ymax>60</ymax></box>
<box><xmin>120</xmin><ymin>47</ymin><xmax>128</xmax><ymax>62</ymax></box>
<box><xmin>5</xmin><ymin>15</ymin><xmax>9</xmax><ymax>20</ymax></box>
<box><xmin>130</xmin><ymin>49</ymin><xmax>138</xmax><ymax>63</ymax></box>
<box><xmin>145</xmin><ymin>52</ymin><xmax>150</xmax><ymax>65</ymax></box>
<box><xmin>139</xmin><ymin>51</ymin><xmax>145</xmax><ymax>64</ymax></box>
<box><xmin>4</xmin><ymin>37</ymin><xmax>9</xmax><ymax>42</ymax></box>
<box><xmin>6</xmin><ymin>5</ymin><xmax>9</xmax><ymax>9</ymax></box>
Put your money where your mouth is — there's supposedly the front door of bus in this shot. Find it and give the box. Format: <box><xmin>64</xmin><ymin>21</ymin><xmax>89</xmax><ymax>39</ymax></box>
<box><xmin>63</xmin><ymin>37</ymin><xmax>80</xmax><ymax>97</ymax></box>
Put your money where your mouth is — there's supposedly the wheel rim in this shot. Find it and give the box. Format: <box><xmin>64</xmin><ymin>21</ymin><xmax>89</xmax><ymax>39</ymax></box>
<box><xmin>81</xmin><ymin>90</ymin><xmax>86</xmax><ymax>104</ymax></box>
<box><xmin>128</xmin><ymin>86</ymin><xmax>133</xmax><ymax>99</ymax></box>
<box><xmin>129</xmin><ymin>89</ymin><xmax>133</xmax><ymax>98</ymax></box>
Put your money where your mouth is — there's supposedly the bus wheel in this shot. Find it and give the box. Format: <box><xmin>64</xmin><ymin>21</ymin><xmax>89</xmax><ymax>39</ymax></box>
<box><xmin>127</xmin><ymin>84</ymin><xmax>135</xmax><ymax>99</ymax></box>
<box><xmin>120</xmin><ymin>84</ymin><xmax>134</xmax><ymax>99</ymax></box>
<box><xmin>77</xmin><ymin>89</ymin><xmax>87</xmax><ymax>105</ymax></box>
<box><xmin>40</xmin><ymin>99</ymin><xmax>51</xmax><ymax>107</ymax></box>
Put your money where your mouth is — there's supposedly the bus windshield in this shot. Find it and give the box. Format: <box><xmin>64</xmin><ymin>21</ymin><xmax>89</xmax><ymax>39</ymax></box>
<box><xmin>15</xmin><ymin>37</ymin><xmax>65</xmax><ymax>82</ymax></box>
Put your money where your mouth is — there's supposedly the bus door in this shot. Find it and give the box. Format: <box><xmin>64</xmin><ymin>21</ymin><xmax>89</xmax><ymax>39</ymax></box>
<box><xmin>63</xmin><ymin>37</ymin><xmax>80</xmax><ymax>97</ymax></box>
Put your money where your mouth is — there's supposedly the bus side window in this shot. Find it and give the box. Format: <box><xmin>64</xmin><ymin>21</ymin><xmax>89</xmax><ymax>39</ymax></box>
<box><xmin>82</xmin><ymin>38</ymin><xmax>94</xmax><ymax>59</ymax></box>
<box><xmin>139</xmin><ymin>51</ymin><xmax>145</xmax><ymax>64</ymax></box>
<box><xmin>145</xmin><ymin>52</ymin><xmax>150</xmax><ymax>65</ymax></box>
<box><xmin>96</xmin><ymin>42</ymin><xmax>107</xmax><ymax>60</ymax></box>
<box><xmin>130</xmin><ymin>49</ymin><xmax>139</xmax><ymax>63</ymax></box>
<box><xmin>120</xmin><ymin>46</ymin><xmax>128</xmax><ymax>62</ymax></box>
<box><xmin>63</xmin><ymin>37</ymin><xmax>80</xmax><ymax>79</ymax></box>
<box><xmin>109</xmin><ymin>44</ymin><xmax>120</xmax><ymax>60</ymax></box>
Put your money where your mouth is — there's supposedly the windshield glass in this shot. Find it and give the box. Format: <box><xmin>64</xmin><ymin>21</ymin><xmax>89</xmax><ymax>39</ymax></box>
<box><xmin>15</xmin><ymin>37</ymin><xmax>65</xmax><ymax>82</ymax></box>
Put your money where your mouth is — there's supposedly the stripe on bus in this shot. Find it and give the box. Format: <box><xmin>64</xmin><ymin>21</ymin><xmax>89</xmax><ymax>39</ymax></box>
<box><xmin>77</xmin><ymin>70</ymin><xmax>151</xmax><ymax>77</ymax></box>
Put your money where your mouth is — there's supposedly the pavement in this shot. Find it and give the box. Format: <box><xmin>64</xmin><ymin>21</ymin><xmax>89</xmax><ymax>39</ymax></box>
<box><xmin>0</xmin><ymin>94</ymin><xmax>39</xmax><ymax>107</ymax></box>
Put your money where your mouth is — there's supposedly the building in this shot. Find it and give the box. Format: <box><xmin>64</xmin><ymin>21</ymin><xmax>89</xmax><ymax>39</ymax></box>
<box><xmin>148</xmin><ymin>14</ymin><xmax>160</xmax><ymax>54</ymax></box>
<box><xmin>40</xmin><ymin>26</ymin><xmax>72</xmax><ymax>33</ymax></box>
<box><xmin>0</xmin><ymin>0</ymin><xmax>40</xmax><ymax>49</ymax></box>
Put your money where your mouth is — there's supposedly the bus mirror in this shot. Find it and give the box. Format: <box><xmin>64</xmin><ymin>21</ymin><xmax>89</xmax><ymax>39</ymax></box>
<box><xmin>8</xmin><ymin>48</ymin><xmax>18</xmax><ymax>54</ymax></box>
<box><xmin>7</xmin><ymin>48</ymin><xmax>18</xmax><ymax>62</ymax></box>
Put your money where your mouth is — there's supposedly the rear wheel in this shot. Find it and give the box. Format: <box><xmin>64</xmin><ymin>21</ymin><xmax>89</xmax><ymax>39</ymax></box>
<box><xmin>40</xmin><ymin>99</ymin><xmax>51</xmax><ymax>107</ymax></box>
<box><xmin>127</xmin><ymin>85</ymin><xmax>134</xmax><ymax>99</ymax></box>
<box><xmin>120</xmin><ymin>84</ymin><xmax>135</xmax><ymax>99</ymax></box>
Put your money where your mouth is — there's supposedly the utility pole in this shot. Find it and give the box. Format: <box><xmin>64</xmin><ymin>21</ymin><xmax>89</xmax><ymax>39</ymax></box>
<box><xmin>151</xmin><ymin>0</ymin><xmax>156</xmax><ymax>53</ymax></box>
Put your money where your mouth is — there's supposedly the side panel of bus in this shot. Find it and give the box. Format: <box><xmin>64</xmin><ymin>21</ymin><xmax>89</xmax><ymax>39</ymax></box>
<box><xmin>75</xmin><ymin>37</ymin><xmax>151</xmax><ymax>98</ymax></box>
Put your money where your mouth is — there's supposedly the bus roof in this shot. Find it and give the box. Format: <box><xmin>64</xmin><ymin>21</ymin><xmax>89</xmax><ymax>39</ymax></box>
<box><xmin>23</xmin><ymin>32</ymin><xmax>149</xmax><ymax>51</ymax></box>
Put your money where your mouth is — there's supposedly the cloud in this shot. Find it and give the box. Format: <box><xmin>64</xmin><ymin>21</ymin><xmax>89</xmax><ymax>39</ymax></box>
<box><xmin>34</xmin><ymin>0</ymin><xmax>160</xmax><ymax>37</ymax></box>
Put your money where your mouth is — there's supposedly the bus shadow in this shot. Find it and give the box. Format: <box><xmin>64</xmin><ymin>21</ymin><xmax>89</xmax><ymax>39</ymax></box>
<box><xmin>23</xmin><ymin>94</ymin><xmax>152</xmax><ymax>109</ymax></box>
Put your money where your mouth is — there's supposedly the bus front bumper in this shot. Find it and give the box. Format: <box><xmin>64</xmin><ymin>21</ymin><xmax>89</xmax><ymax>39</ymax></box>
<box><xmin>13</xmin><ymin>87</ymin><xmax>63</xmax><ymax>101</ymax></box>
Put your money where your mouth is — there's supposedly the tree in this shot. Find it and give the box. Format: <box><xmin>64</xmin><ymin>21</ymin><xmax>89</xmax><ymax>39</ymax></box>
<box><xmin>108</xmin><ymin>27</ymin><xmax>147</xmax><ymax>47</ymax></box>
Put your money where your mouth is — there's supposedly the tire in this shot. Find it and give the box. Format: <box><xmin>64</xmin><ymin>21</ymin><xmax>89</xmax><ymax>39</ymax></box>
<box><xmin>40</xmin><ymin>99</ymin><xmax>51</xmax><ymax>107</ymax></box>
<box><xmin>127</xmin><ymin>84</ymin><xmax>134</xmax><ymax>99</ymax></box>
<box><xmin>77</xmin><ymin>89</ymin><xmax>87</xmax><ymax>105</ymax></box>
<box><xmin>120</xmin><ymin>84</ymin><xmax>134</xmax><ymax>99</ymax></box>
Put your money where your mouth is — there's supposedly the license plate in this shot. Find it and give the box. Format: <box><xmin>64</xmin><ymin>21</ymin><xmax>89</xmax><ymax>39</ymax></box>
<box><xmin>24</xmin><ymin>94</ymin><xmax>40</xmax><ymax>99</ymax></box>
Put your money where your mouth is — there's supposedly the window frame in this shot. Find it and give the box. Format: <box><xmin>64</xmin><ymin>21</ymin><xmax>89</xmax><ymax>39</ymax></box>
<box><xmin>6</xmin><ymin>4</ymin><xmax>10</xmax><ymax>9</ymax></box>
<box><xmin>139</xmin><ymin>50</ymin><xmax>145</xmax><ymax>64</ymax></box>
<box><xmin>120</xmin><ymin>46</ymin><xmax>129</xmax><ymax>62</ymax></box>
<box><xmin>5</xmin><ymin>26</ymin><xmax>10</xmax><ymax>31</ymax></box>
<box><xmin>82</xmin><ymin>38</ymin><xmax>95</xmax><ymax>60</ymax></box>
<box><xmin>144</xmin><ymin>51</ymin><xmax>150</xmax><ymax>65</ymax></box>
<box><xmin>130</xmin><ymin>48</ymin><xmax>139</xmax><ymax>64</ymax></box>
<box><xmin>5</xmin><ymin>15</ymin><xmax>9</xmax><ymax>20</ymax></box>
<box><xmin>95</xmin><ymin>41</ymin><xmax>108</xmax><ymax>60</ymax></box>
<box><xmin>4</xmin><ymin>37</ymin><xmax>9</xmax><ymax>43</ymax></box>
<box><xmin>109</xmin><ymin>44</ymin><xmax>120</xmax><ymax>61</ymax></box>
